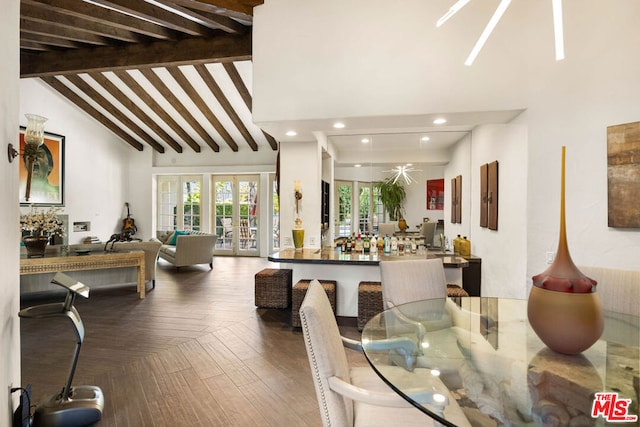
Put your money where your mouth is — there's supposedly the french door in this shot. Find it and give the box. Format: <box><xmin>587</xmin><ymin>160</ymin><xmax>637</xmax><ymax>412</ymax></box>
<box><xmin>213</xmin><ymin>175</ymin><xmax>259</xmax><ymax>256</ymax></box>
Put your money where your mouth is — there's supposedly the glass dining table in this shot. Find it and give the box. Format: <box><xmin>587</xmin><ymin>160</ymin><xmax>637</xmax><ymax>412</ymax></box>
<box><xmin>361</xmin><ymin>297</ymin><xmax>639</xmax><ymax>427</ymax></box>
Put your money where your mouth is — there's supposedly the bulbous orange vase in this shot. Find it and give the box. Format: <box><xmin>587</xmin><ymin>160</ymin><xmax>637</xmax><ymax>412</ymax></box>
<box><xmin>527</xmin><ymin>147</ymin><xmax>603</xmax><ymax>355</ymax></box>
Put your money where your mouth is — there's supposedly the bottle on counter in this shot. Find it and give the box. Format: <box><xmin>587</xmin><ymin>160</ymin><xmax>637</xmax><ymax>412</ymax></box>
<box><xmin>383</xmin><ymin>234</ymin><xmax>391</xmax><ymax>254</ymax></box>
<box><xmin>453</xmin><ymin>234</ymin><xmax>462</xmax><ymax>254</ymax></box>
<box><xmin>363</xmin><ymin>232</ymin><xmax>370</xmax><ymax>253</ymax></box>
<box><xmin>340</xmin><ymin>238</ymin><xmax>346</xmax><ymax>253</ymax></box>
<box><xmin>410</xmin><ymin>238</ymin><xmax>417</xmax><ymax>254</ymax></box>
<box><xmin>377</xmin><ymin>235</ymin><xmax>384</xmax><ymax>253</ymax></box>
<box><xmin>369</xmin><ymin>234</ymin><xmax>377</xmax><ymax>253</ymax></box>
<box><xmin>355</xmin><ymin>233</ymin><xmax>363</xmax><ymax>253</ymax></box>
<box><xmin>459</xmin><ymin>236</ymin><xmax>471</xmax><ymax>257</ymax></box>
<box><xmin>397</xmin><ymin>237</ymin><xmax>405</xmax><ymax>255</ymax></box>
<box><xmin>391</xmin><ymin>235</ymin><xmax>398</xmax><ymax>255</ymax></box>
<box><xmin>346</xmin><ymin>233</ymin><xmax>353</xmax><ymax>253</ymax></box>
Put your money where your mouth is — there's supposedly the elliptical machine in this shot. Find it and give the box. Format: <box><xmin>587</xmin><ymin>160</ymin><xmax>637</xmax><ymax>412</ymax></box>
<box><xmin>19</xmin><ymin>272</ymin><xmax>104</xmax><ymax>427</ymax></box>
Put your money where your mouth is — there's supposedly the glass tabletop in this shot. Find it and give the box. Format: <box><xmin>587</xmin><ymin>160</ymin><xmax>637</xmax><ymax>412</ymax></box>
<box><xmin>361</xmin><ymin>297</ymin><xmax>639</xmax><ymax>426</ymax></box>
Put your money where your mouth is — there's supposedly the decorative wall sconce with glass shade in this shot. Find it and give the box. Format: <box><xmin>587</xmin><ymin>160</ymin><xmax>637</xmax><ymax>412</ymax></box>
<box><xmin>8</xmin><ymin>114</ymin><xmax>48</xmax><ymax>201</ymax></box>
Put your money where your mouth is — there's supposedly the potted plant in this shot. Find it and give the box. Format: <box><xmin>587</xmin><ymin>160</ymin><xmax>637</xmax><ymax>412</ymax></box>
<box><xmin>20</xmin><ymin>206</ymin><xmax>65</xmax><ymax>257</ymax></box>
<box><xmin>375</xmin><ymin>179</ymin><xmax>407</xmax><ymax>227</ymax></box>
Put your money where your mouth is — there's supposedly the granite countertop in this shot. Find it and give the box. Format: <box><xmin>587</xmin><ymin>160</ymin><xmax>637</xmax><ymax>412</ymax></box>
<box><xmin>268</xmin><ymin>247</ymin><xmax>470</xmax><ymax>268</ymax></box>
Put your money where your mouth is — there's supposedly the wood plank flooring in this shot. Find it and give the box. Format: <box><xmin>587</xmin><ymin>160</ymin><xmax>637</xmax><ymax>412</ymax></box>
<box><xmin>20</xmin><ymin>257</ymin><xmax>367</xmax><ymax>426</ymax></box>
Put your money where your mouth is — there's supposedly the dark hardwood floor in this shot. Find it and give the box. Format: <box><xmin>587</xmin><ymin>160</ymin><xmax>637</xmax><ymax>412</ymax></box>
<box><xmin>20</xmin><ymin>257</ymin><xmax>367</xmax><ymax>426</ymax></box>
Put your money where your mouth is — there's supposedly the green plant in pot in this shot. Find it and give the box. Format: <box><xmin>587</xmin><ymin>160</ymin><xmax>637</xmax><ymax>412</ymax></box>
<box><xmin>375</xmin><ymin>179</ymin><xmax>407</xmax><ymax>229</ymax></box>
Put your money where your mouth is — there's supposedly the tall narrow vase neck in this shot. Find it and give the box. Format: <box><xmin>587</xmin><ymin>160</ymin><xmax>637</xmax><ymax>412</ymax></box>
<box><xmin>531</xmin><ymin>146</ymin><xmax>596</xmax><ymax>293</ymax></box>
<box><xmin>556</xmin><ymin>146</ymin><xmax>571</xmax><ymax>262</ymax></box>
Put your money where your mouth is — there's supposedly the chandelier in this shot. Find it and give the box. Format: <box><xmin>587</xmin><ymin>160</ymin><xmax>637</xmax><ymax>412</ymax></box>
<box><xmin>387</xmin><ymin>164</ymin><xmax>420</xmax><ymax>185</ymax></box>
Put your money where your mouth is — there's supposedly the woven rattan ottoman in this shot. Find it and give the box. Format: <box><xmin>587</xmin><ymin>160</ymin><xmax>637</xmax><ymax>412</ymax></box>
<box><xmin>291</xmin><ymin>279</ymin><xmax>337</xmax><ymax>328</ymax></box>
<box><xmin>254</xmin><ymin>268</ymin><xmax>292</xmax><ymax>308</ymax></box>
<box><xmin>357</xmin><ymin>281</ymin><xmax>383</xmax><ymax>331</ymax></box>
<box><xmin>447</xmin><ymin>284</ymin><xmax>469</xmax><ymax>297</ymax></box>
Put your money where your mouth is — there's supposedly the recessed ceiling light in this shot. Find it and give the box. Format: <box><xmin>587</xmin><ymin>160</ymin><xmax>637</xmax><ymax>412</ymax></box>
<box><xmin>354</xmin><ymin>164</ymin><xmax>362</xmax><ymax>168</ymax></box>
<box><xmin>285</xmin><ymin>130</ymin><xmax>297</xmax><ymax>136</ymax></box>
<box><xmin>421</xmin><ymin>136</ymin><xmax>431</xmax><ymax>142</ymax></box>
<box><xmin>433</xmin><ymin>118</ymin><xmax>447</xmax><ymax>125</ymax></box>
<box><xmin>333</xmin><ymin>122</ymin><xmax>345</xmax><ymax>129</ymax></box>
<box><xmin>361</xmin><ymin>138</ymin><xmax>370</xmax><ymax>143</ymax></box>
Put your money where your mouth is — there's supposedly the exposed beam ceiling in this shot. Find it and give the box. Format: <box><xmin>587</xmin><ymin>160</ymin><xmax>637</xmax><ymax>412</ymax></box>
<box><xmin>20</xmin><ymin>0</ymin><xmax>276</xmax><ymax>155</ymax></box>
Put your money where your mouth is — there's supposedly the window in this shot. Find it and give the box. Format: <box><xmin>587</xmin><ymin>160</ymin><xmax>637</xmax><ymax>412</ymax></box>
<box><xmin>335</xmin><ymin>181</ymin><xmax>353</xmax><ymax>237</ymax></box>
<box><xmin>157</xmin><ymin>175</ymin><xmax>202</xmax><ymax>232</ymax></box>
<box><xmin>182</xmin><ymin>179</ymin><xmax>201</xmax><ymax>231</ymax></box>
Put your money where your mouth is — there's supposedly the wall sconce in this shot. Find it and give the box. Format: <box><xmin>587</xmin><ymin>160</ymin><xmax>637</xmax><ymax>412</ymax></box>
<box><xmin>294</xmin><ymin>180</ymin><xmax>303</xmax><ymax>217</ymax></box>
<box><xmin>17</xmin><ymin>114</ymin><xmax>48</xmax><ymax>202</ymax></box>
<box><xmin>293</xmin><ymin>180</ymin><xmax>304</xmax><ymax>250</ymax></box>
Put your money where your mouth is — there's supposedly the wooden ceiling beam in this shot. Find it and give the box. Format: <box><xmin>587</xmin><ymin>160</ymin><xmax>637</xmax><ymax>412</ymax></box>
<box><xmin>20</xmin><ymin>18</ymin><xmax>108</xmax><ymax>46</ymax></box>
<box><xmin>85</xmin><ymin>0</ymin><xmax>213</xmax><ymax>36</ymax></box>
<box><xmin>139</xmin><ymin>68</ymin><xmax>220</xmax><ymax>152</ymax></box>
<box><xmin>113</xmin><ymin>70</ymin><xmax>202</xmax><ymax>153</ymax></box>
<box><xmin>20</xmin><ymin>31</ymin><xmax>79</xmax><ymax>49</ymax></box>
<box><xmin>166</xmin><ymin>66</ymin><xmax>238</xmax><ymax>151</ymax></box>
<box><xmin>194</xmin><ymin>64</ymin><xmax>257</xmax><ymax>151</ymax></box>
<box><xmin>87</xmin><ymin>72</ymin><xmax>184</xmax><ymax>153</ymax></box>
<box><xmin>41</xmin><ymin>76</ymin><xmax>145</xmax><ymax>151</ymax></box>
<box><xmin>65</xmin><ymin>74</ymin><xmax>166</xmax><ymax>153</ymax></box>
<box><xmin>22</xmin><ymin>0</ymin><xmax>177</xmax><ymax>40</ymax></box>
<box><xmin>189</xmin><ymin>0</ymin><xmax>261</xmax><ymax>21</ymax></box>
<box><xmin>149</xmin><ymin>0</ymin><xmax>247</xmax><ymax>34</ymax></box>
<box><xmin>223</xmin><ymin>62</ymin><xmax>278</xmax><ymax>150</ymax></box>
<box><xmin>21</xmin><ymin>2</ymin><xmax>143</xmax><ymax>43</ymax></box>
<box><xmin>20</xmin><ymin>31</ymin><xmax>251</xmax><ymax>77</ymax></box>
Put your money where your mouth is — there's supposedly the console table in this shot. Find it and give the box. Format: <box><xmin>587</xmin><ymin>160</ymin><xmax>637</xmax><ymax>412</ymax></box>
<box><xmin>20</xmin><ymin>250</ymin><xmax>146</xmax><ymax>299</ymax></box>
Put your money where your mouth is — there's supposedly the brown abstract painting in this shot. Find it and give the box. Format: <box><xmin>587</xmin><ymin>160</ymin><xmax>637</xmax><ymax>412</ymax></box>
<box><xmin>607</xmin><ymin>121</ymin><xmax>640</xmax><ymax>227</ymax></box>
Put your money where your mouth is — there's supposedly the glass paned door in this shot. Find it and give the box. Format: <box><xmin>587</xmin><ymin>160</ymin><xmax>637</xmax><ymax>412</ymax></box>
<box><xmin>335</xmin><ymin>181</ymin><xmax>353</xmax><ymax>238</ymax></box>
<box><xmin>213</xmin><ymin>175</ymin><xmax>259</xmax><ymax>256</ymax></box>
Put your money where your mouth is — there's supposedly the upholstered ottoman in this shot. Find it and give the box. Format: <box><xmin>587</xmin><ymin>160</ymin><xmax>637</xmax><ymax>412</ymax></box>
<box><xmin>357</xmin><ymin>281</ymin><xmax>383</xmax><ymax>331</ymax></box>
<box><xmin>291</xmin><ymin>279</ymin><xmax>337</xmax><ymax>328</ymax></box>
<box><xmin>254</xmin><ymin>268</ymin><xmax>292</xmax><ymax>308</ymax></box>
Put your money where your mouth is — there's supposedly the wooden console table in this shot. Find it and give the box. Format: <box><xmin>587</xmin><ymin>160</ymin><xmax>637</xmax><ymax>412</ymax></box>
<box><xmin>20</xmin><ymin>250</ymin><xmax>146</xmax><ymax>299</ymax></box>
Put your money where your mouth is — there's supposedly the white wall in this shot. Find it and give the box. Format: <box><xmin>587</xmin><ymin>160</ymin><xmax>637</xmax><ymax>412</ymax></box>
<box><xmin>279</xmin><ymin>140</ymin><xmax>321</xmax><ymax>248</ymax></box>
<box><xmin>20</xmin><ymin>79</ymin><xmax>132</xmax><ymax>243</ymax></box>
<box><xmin>469</xmin><ymin>123</ymin><xmax>528</xmax><ymax>298</ymax></box>
<box><xmin>445</xmin><ymin>134</ymin><xmax>472</xmax><ymax>245</ymax></box>
<box><xmin>3</xmin><ymin>2</ymin><xmax>21</xmax><ymax>425</ymax></box>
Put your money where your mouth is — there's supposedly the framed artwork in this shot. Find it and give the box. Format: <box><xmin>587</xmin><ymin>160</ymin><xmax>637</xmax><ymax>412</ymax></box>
<box><xmin>607</xmin><ymin>121</ymin><xmax>640</xmax><ymax>227</ymax></box>
<box><xmin>19</xmin><ymin>127</ymin><xmax>65</xmax><ymax>206</ymax></box>
<box><xmin>426</xmin><ymin>179</ymin><xmax>445</xmax><ymax>210</ymax></box>
<box><xmin>480</xmin><ymin>161</ymin><xmax>499</xmax><ymax>230</ymax></box>
<box><xmin>451</xmin><ymin>175</ymin><xmax>462</xmax><ymax>224</ymax></box>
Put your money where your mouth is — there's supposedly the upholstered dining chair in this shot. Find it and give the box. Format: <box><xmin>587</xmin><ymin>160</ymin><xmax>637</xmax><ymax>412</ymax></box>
<box><xmin>379</xmin><ymin>258</ymin><xmax>462</xmax><ymax>372</ymax></box>
<box><xmin>379</xmin><ymin>258</ymin><xmax>448</xmax><ymax>309</ymax></box>
<box><xmin>299</xmin><ymin>280</ymin><xmax>452</xmax><ymax>427</ymax></box>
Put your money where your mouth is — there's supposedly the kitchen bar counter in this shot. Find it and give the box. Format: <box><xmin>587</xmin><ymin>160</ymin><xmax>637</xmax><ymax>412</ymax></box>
<box><xmin>268</xmin><ymin>247</ymin><xmax>469</xmax><ymax>267</ymax></box>
<box><xmin>268</xmin><ymin>248</ymin><xmax>472</xmax><ymax>317</ymax></box>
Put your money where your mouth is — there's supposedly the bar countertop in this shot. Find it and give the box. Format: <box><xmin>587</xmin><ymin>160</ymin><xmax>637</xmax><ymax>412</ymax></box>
<box><xmin>268</xmin><ymin>248</ymin><xmax>470</xmax><ymax>268</ymax></box>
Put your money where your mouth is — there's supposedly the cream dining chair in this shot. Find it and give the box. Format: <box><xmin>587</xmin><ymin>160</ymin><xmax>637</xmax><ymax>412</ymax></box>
<box><xmin>299</xmin><ymin>280</ymin><xmax>452</xmax><ymax>427</ymax></box>
<box><xmin>379</xmin><ymin>258</ymin><xmax>466</xmax><ymax>376</ymax></box>
<box><xmin>379</xmin><ymin>258</ymin><xmax>448</xmax><ymax>309</ymax></box>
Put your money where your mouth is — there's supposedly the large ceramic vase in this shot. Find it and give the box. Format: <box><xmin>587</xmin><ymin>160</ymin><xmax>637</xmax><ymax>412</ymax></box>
<box><xmin>527</xmin><ymin>147</ymin><xmax>603</xmax><ymax>355</ymax></box>
<box><xmin>23</xmin><ymin>235</ymin><xmax>49</xmax><ymax>258</ymax></box>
